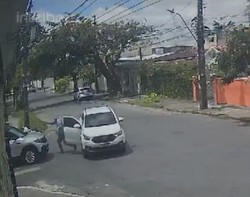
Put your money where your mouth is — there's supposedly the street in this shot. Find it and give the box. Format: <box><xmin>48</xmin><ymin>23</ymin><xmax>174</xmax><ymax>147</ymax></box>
<box><xmin>15</xmin><ymin>93</ymin><xmax>250</xmax><ymax>197</ymax></box>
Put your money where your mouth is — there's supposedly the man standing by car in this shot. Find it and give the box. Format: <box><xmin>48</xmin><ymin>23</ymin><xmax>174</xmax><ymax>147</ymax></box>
<box><xmin>55</xmin><ymin>117</ymin><xmax>76</xmax><ymax>153</ymax></box>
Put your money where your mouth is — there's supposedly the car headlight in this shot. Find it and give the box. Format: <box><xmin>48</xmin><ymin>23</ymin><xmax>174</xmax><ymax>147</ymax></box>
<box><xmin>83</xmin><ymin>134</ymin><xmax>91</xmax><ymax>140</ymax></box>
<box><xmin>34</xmin><ymin>138</ymin><xmax>42</xmax><ymax>143</ymax></box>
<box><xmin>114</xmin><ymin>130</ymin><xmax>123</xmax><ymax>137</ymax></box>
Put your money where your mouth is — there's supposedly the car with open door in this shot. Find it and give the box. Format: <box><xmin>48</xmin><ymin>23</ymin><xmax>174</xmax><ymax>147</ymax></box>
<box><xmin>8</xmin><ymin>126</ymin><xmax>49</xmax><ymax>165</ymax></box>
<box><xmin>62</xmin><ymin>106</ymin><xmax>126</xmax><ymax>158</ymax></box>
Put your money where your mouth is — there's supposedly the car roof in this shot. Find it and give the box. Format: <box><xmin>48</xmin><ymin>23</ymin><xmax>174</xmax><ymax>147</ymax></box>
<box><xmin>84</xmin><ymin>106</ymin><xmax>112</xmax><ymax>115</ymax></box>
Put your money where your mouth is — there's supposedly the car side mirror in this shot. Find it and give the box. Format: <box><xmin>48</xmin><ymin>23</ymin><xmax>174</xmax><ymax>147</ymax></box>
<box><xmin>73</xmin><ymin>124</ymin><xmax>81</xmax><ymax>129</ymax></box>
<box><xmin>118</xmin><ymin>117</ymin><xmax>124</xmax><ymax>122</ymax></box>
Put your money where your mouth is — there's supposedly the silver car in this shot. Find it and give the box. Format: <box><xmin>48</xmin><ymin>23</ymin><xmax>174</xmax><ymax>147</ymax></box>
<box><xmin>73</xmin><ymin>87</ymin><xmax>94</xmax><ymax>102</ymax></box>
<box><xmin>8</xmin><ymin>126</ymin><xmax>49</xmax><ymax>165</ymax></box>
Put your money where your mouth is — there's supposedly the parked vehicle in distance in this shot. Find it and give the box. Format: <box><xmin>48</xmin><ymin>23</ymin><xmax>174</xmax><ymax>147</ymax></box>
<box><xmin>62</xmin><ymin>106</ymin><xmax>126</xmax><ymax>158</ymax></box>
<box><xmin>8</xmin><ymin>126</ymin><xmax>49</xmax><ymax>165</ymax></box>
<box><xmin>73</xmin><ymin>87</ymin><xmax>94</xmax><ymax>102</ymax></box>
<box><xmin>28</xmin><ymin>85</ymin><xmax>37</xmax><ymax>93</ymax></box>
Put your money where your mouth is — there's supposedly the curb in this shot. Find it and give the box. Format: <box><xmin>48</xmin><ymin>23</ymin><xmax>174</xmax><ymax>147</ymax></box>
<box><xmin>120</xmin><ymin>101</ymin><xmax>249</xmax><ymax>123</ymax></box>
<box><xmin>30</xmin><ymin>100</ymin><xmax>73</xmax><ymax>112</ymax></box>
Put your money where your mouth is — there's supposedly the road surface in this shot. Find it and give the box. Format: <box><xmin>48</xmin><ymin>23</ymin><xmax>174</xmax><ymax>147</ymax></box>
<box><xmin>15</xmin><ymin>94</ymin><xmax>250</xmax><ymax>197</ymax></box>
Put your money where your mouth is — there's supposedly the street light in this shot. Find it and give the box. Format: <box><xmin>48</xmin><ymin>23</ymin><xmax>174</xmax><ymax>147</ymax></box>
<box><xmin>167</xmin><ymin>7</ymin><xmax>208</xmax><ymax>110</ymax></box>
<box><xmin>167</xmin><ymin>9</ymin><xmax>197</xmax><ymax>43</ymax></box>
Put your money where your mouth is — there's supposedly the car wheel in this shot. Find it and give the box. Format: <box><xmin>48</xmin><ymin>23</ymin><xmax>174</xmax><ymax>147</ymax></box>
<box><xmin>22</xmin><ymin>147</ymin><xmax>38</xmax><ymax>165</ymax></box>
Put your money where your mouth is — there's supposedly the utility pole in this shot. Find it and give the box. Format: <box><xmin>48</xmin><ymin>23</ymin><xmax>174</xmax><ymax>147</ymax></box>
<box><xmin>22</xmin><ymin>2</ymin><xmax>32</xmax><ymax>128</ymax></box>
<box><xmin>197</xmin><ymin>0</ymin><xmax>208</xmax><ymax>109</ymax></box>
<box><xmin>93</xmin><ymin>15</ymin><xmax>99</xmax><ymax>93</ymax></box>
<box><xmin>137</xmin><ymin>47</ymin><xmax>142</xmax><ymax>99</ymax></box>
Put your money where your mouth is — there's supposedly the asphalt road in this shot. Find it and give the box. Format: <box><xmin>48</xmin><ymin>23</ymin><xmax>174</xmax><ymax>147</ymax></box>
<box><xmin>15</xmin><ymin>93</ymin><xmax>250</xmax><ymax>197</ymax></box>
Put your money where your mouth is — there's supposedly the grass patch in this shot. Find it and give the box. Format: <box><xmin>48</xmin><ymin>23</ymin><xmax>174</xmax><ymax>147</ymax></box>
<box><xmin>129</xmin><ymin>99</ymin><xmax>159</xmax><ymax>108</ymax></box>
<box><xmin>18</xmin><ymin>111</ymin><xmax>48</xmax><ymax>131</ymax></box>
<box><xmin>128</xmin><ymin>93</ymin><xmax>163</xmax><ymax>108</ymax></box>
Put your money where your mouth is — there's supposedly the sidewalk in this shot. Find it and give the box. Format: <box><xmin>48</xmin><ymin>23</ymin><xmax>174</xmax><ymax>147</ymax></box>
<box><xmin>120</xmin><ymin>97</ymin><xmax>250</xmax><ymax>123</ymax></box>
<box><xmin>18</xmin><ymin>187</ymin><xmax>85</xmax><ymax>197</ymax></box>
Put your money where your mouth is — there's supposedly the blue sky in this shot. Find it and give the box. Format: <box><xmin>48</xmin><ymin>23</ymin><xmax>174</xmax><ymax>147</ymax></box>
<box><xmin>32</xmin><ymin>0</ymin><xmax>248</xmax><ymax>47</ymax></box>
<box><xmin>33</xmin><ymin>0</ymin><xmax>142</xmax><ymax>17</ymax></box>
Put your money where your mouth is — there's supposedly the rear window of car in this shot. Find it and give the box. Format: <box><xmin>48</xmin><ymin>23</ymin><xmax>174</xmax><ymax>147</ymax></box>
<box><xmin>80</xmin><ymin>88</ymin><xmax>90</xmax><ymax>92</ymax></box>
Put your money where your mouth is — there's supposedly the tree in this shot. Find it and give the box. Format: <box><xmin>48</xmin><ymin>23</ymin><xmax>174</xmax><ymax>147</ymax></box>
<box><xmin>28</xmin><ymin>19</ymin><xmax>90</xmax><ymax>90</ymax></box>
<box><xmin>245</xmin><ymin>0</ymin><xmax>250</xmax><ymax>24</ymax></box>
<box><xmin>87</xmin><ymin>21</ymin><xmax>149</xmax><ymax>93</ymax></box>
<box><xmin>0</xmin><ymin>44</ymin><xmax>14</xmax><ymax>197</ymax></box>
<box><xmin>29</xmin><ymin>18</ymin><xmax>149</xmax><ymax>94</ymax></box>
<box><xmin>217</xmin><ymin>28</ymin><xmax>250</xmax><ymax>83</ymax></box>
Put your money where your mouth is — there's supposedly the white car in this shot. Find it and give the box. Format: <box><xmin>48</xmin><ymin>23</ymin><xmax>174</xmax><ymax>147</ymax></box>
<box><xmin>73</xmin><ymin>87</ymin><xmax>94</xmax><ymax>102</ymax></box>
<box><xmin>8</xmin><ymin>126</ymin><xmax>49</xmax><ymax>164</ymax></box>
<box><xmin>62</xmin><ymin>106</ymin><xmax>126</xmax><ymax>158</ymax></box>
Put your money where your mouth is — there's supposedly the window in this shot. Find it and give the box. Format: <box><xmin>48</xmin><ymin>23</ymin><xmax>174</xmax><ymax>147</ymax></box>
<box><xmin>63</xmin><ymin>117</ymin><xmax>79</xmax><ymax>128</ymax></box>
<box><xmin>8</xmin><ymin>127</ymin><xmax>25</xmax><ymax>140</ymax></box>
<box><xmin>155</xmin><ymin>48</ymin><xmax>164</xmax><ymax>55</ymax></box>
<box><xmin>85</xmin><ymin>112</ymin><xmax>117</xmax><ymax>128</ymax></box>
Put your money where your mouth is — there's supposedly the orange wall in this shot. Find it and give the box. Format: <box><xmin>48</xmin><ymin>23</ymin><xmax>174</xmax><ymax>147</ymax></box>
<box><xmin>214</xmin><ymin>77</ymin><xmax>250</xmax><ymax>107</ymax></box>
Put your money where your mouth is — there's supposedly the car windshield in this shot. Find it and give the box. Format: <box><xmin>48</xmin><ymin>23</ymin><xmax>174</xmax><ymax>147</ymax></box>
<box><xmin>80</xmin><ymin>88</ymin><xmax>90</xmax><ymax>92</ymax></box>
<box><xmin>9</xmin><ymin>127</ymin><xmax>27</xmax><ymax>138</ymax></box>
<box><xmin>85</xmin><ymin>112</ymin><xmax>117</xmax><ymax>128</ymax></box>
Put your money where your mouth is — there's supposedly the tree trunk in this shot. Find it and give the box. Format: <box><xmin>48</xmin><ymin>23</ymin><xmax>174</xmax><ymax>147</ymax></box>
<box><xmin>93</xmin><ymin>56</ymin><xmax>121</xmax><ymax>94</ymax></box>
<box><xmin>13</xmin><ymin>88</ymin><xmax>18</xmax><ymax>108</ymax></box>
<box><xmin>94</xmin><ymin>65</ymin><xmax>100</xmax><ymax>94</ymax></box>
<box><xmin>72</xmin><ymin>75</ymin><xmax>78</xmax><ymax>92</ymax></box>
<box><xmin>0</xmin><ymin>44</ymin><xmax>14</xmax><ymax>196</ymax></box>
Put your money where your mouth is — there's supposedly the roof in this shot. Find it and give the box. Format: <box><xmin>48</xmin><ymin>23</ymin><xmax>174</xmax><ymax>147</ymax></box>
<box><xmin>155</xmin><ymin>48</ymin><xmax>197</xmax><ymax>62</ymax></box>
<box><xmin>84</xmin><ymin>106</ymin><xmax>111</xmax><ymax>115</ymax></box>
<box><xmin>119</xmin><ymin>52</ymin><xmax>174</xmax><ymax>61</ymax></box>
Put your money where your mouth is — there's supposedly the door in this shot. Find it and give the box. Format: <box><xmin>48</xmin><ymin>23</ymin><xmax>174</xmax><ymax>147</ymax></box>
<box><xmin>8</xmin><ymin>127</ymin><xmax>24</xmax><ymax>158</ymax></box>
<box><xmin>63</xmin><ymin>116</ymin><xmax>82</xmax><ymax>145</ymax></box>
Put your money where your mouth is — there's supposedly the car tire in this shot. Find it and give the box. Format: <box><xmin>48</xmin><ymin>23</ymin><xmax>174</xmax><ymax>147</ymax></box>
<box><xmin>22</xmin><ymin>147</ymin><xmax>38</xmax><ymax>165</ymax></box>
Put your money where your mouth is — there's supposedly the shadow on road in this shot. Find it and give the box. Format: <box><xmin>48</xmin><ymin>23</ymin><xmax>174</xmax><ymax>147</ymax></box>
<box><xmin>60</xmin><ymin>143</ymin><xmax>133</xmax><ymax>161</ymax></box>
<box><xmin>86</xmin><ymin>143</ymin><xmax>133</xmax><ymax>161</ymax></box>
<box><xmin>13</xmin><ymin>153</ymin><xmax>55</xmax><ymax>168</ymax></box>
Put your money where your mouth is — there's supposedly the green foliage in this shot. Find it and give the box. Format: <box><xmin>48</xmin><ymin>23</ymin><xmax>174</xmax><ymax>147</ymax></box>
<box><xmin>79</xmin><ymin>64</ymin><xmax>96</xmax><ymax>85</ymax></box>
<box><xmin>140</xmin><ymin>60</ymin><xmax>197</xmax><ymax>99</ymax></box>
<box><xmin>11</xmin><ymin>63</ymin><xmax>23</xmax><ymax>88</ymax></box>
<box><xmin>55</xmin><ymin>76</ymin><xmax>71</xmax><ymax>93</ymax></box>
<box><xmin>217</xmin><ymin>28</ymin><xmax>250</xmax><ymax>83</ymax></box>
<box><xmin>28</xmin><ymin>18</ymin><xmax>150</xmax><ymax>93</ymax></box>
<box><xmin>18</xmin><ymin>111</ymin><xmax>48</xmax><ymax>131</ymax></box>
<box><xmin>143</xmin><ymin>93</ymin><xmax>161</xmax><ymax>103</ymax></box>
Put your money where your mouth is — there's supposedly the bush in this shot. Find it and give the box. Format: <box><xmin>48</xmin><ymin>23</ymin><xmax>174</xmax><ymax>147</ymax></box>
<box><xmin>143</xmin><ymin>93</ymin><xmax>161</xmax><ymax>103</ymax></box>
<box><xmin>18</xmin><ymin>111</ymin><xmax>48</xmax><ymax>131</ymax></box>
<box><xmin>55</xmin><ymin>76</ymin><xmax>70</xmax><ymax>93</ymax></box>
<box><xmin>139</xmin><ymin>60</ymin><xmax>197</xmax><ymax>99</ymax></box>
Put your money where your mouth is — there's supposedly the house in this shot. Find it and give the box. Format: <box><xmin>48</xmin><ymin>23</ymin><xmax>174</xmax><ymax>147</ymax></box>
<box><xmin>117</xmin><ymin>46</ymin><xmax>197</xmax><ymax>96</ymax></box>
<box><xmin>204</xmin><ymin>32</ymin><xmax>228</xmax><ymax>50</ymax></box>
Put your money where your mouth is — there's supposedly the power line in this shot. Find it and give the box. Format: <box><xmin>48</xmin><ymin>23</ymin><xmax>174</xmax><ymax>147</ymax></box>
<box><xmin>79</xmin><ymin>0</ymin><xmax>99</xmax><ymax>14</ymax></box>
<box><xmin>68</xmin><ymin>0</ymin><xmax>90</xmax><ymax>16</ymax></box>
<box><xmin>102</xmin><ymin>0</ymin><xmax>150</xmax><ymax>23</ymax></box>
<box><xmin>96</xmin><ymin>0</ymin><xmax>133</xmax><ymax>20</ymax></box>
<box><xmin>110</xmin><ymin>0</ymin><xmax>164</xmax><ymax>23</ymax></box>
<box><xmin>46</xmin><ymin>0</ymin><xmax>90</xmax><ymax>33</ymax></box>
<box><xmin>157</xmin><ymin>1</ymin><xmax>193</xmax><ymax>29</ymax></box>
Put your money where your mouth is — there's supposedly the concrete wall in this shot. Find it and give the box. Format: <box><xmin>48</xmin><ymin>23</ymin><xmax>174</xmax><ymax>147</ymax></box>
<box><xmin>213</xmin><ymin>77</ymin><xmax>250</xmax><ymax>107</ymax></box>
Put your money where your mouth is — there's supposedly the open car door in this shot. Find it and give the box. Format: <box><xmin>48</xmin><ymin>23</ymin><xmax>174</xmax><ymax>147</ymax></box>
<box><xmin>62</xmin><ymin>116</ymin><xmax>82</xmax><ymax>146</ymax></box>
